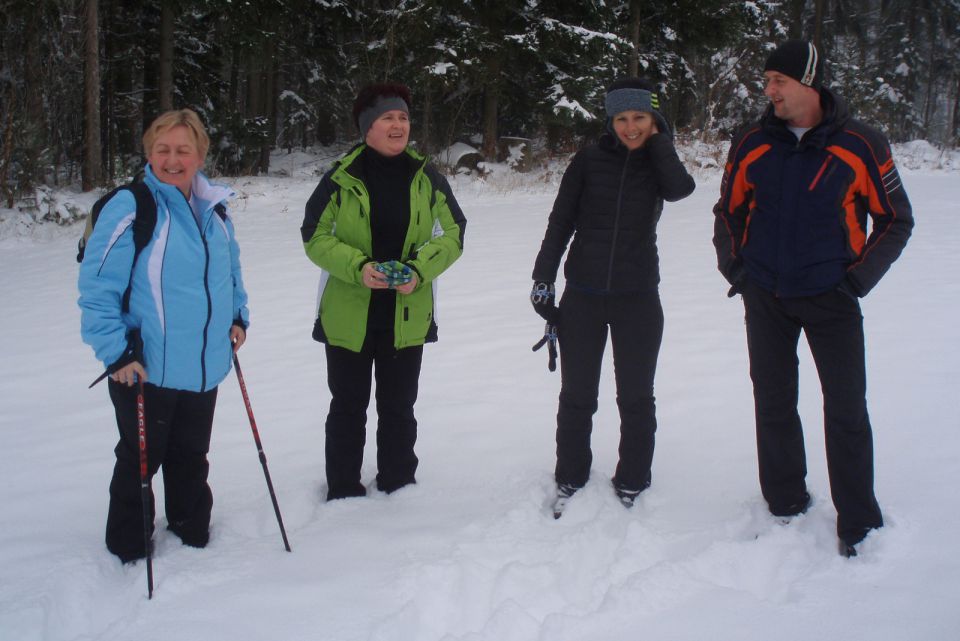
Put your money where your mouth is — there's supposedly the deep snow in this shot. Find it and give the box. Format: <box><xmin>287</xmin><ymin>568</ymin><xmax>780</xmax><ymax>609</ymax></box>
<box><xmin>0</xmin><ymin>158</ymin><xmax>958</xmax><ymax>641</ymax></box>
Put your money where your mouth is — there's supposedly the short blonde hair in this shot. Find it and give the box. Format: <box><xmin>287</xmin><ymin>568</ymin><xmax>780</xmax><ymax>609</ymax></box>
<box><xmin>142</xmin><ymin>109</ymin><xmax>210</xmax><ymax>159</ymax></box>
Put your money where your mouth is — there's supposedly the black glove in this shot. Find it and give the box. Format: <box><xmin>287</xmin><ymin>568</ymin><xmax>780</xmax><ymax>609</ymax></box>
<box><xmin>530</xmin><ymin>281</ymin><xmax>559</xmax><ymax>324</ymax></box>
<box><xmin>727</xmin><ymin>267</ymin><xmax>747</xmax><ymax>298</ymax></box>
<box><xmin>532</xmin><ymin>322</ymin><xmax>558</xmax><ymax>372</ymax></box>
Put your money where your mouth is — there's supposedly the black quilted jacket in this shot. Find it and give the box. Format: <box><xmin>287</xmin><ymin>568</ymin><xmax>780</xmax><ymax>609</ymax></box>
<box><xmin>533</xmin><ymin>132</ymin><xmax>695</xmax><ymax>293</ymax></box>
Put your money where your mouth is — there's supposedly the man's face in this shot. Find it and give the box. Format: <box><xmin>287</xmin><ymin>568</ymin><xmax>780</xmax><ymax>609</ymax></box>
<box><xmin>763</xmin><ymin>71</ymin><xmax>821</xmax><ymax>127</ymax></box>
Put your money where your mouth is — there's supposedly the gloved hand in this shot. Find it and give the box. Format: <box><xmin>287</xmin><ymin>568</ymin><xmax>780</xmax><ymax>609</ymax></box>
<box><xmin>532</xmin><ymin>322</ymin><xmax>558</xmax><ymax>372</ymax></box>
<box><xmin>727</xmin><ymin>267</ymin><xmax>747</xmax><ymax>298</ymax></box>
<box><xmin>530</xmin><ymin>281</ymin><xmax>559</xmax><ymax>324</ymax></box>
<box><xmin>375</xmin><ymin>260</ymin><xmax>413</xmax><ymax>288</ymax></box>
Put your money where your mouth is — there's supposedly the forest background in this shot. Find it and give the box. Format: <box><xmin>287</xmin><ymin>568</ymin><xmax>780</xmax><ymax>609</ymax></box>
<box><xmin>1</xmin><ymin>0</ymin><xmax>958</xmax><ymax>207</ymax></box>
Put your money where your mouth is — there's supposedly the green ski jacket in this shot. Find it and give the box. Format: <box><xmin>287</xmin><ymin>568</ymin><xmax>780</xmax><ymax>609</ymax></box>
<box><xmin>301</xmin><ymin>145</ymin><xmax>466</xmax><ymax>352</ymax></box>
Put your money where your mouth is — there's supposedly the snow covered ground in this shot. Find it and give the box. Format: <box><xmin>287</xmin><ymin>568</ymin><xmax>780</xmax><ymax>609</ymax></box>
<box><xmin>1</xmin><ymin>156</ymin><xmax>958</xmax><ymax>641</ymax></box>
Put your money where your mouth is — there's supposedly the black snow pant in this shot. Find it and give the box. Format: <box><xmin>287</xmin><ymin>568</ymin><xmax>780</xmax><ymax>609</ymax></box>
<box><xmin>554</xmin><ymin>287</ymin><xmax>664</xmax><ymax>492</ymax></box>
<box><xmin>742</xmin><ymin>281</ymin><xmax>883</xmax><ymax>544</ymax></box>
<box><xmin>324</xmin><ymin>330</ymin><xmax>423</xmax><ymax>500</ymax></box>
<box><xmin>105</xmin><ymin>380</ymin><xmax>217</xmax><ymax>562</ymax></box>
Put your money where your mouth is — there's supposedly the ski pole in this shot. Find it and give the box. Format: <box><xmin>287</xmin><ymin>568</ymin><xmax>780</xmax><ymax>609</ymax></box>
<box><xmin>233</xmin><ymin>353</ymin><xmax>292</xmax><ymax>552</ymax></box>
<box><xmin>137</xmin><ymin>379</ymin><xmax>155</xmax><ymax>599</ymax></box>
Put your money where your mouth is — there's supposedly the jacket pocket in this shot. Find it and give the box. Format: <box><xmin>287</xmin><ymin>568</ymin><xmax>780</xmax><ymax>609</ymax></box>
<box><xmin>808</xmin><ymin>155</ymin><xmax>834</xmax><ymax>191</ymax></box>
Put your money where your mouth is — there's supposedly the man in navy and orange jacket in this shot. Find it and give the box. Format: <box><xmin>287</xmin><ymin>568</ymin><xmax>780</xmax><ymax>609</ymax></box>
<box><xmin>713</xmin><ymin>40</ymin><xmax>913</xmax><ymax>557</ymax></box>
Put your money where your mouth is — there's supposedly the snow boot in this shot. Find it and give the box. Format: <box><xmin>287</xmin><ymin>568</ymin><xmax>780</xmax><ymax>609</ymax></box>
<box><xmin>838</xmin><ymin>539</ymin><xmax>858</xmax><ymax>558</ymax></box>
<box><xmin>611</xmin><ymin>476</ymin><xmax>650</xmax><ymax>509</ymax></box>
<box><xmin>552</xmin><ymin>483</ymin><xmax>578</xmax><ymax>519</ymax></box>
<box><xmin>769</xmin><ymin>491</ymin><xmax>811</xmax><ymax>519</ymax></box>
<box><xmin>615</xmin><ymin>486</ymin><xmax>642</xmax><ymax>509</ymax></box>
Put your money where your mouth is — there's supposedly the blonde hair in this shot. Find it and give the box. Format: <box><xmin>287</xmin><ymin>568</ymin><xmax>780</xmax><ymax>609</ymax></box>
<box><xmin>142</xmin><ymin>109</ymin><xmax>210</xmax><ymax>159</ymax></box>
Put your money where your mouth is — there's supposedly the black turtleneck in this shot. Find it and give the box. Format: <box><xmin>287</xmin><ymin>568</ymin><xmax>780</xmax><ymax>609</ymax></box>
<box><xmin>362</xmin><ymin>146</ymin><xmax>414</xmax><ymax>329</ymax></box>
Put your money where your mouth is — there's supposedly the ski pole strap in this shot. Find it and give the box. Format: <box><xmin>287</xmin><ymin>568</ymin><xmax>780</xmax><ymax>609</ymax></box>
<box><xmin>530</xmin><ymin>281</ymin><xmax>555</xmax><ymax>305</ymax></box>
<box><xmin>531</xmin><ymin>323</ymin><xmax>558</xmax><ymax>372</ymax></box>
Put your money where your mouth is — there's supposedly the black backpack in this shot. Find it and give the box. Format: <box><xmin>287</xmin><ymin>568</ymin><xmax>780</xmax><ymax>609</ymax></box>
<box><xmin>77</xmin><ymin>180</ymin><xmax>157</xmax><ymax>265</ymax></box>
<box><xmin>77</xmin><ymin>180</ymin><xmax>157</xmax><ymax>313</ymax></box>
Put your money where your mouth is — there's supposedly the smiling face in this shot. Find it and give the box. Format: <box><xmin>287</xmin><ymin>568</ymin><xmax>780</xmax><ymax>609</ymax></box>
<box><xmin>364</xmin><ymin>110</ymin><xmax>410</xmax><ymax>157</ymax></box>
<box><xmin>146</xmin><ymin>125</ymin><xmax>204</xmax><ymax>197</ymax></box>
<box><xmin>763</xmin><ymin>70</ymin><xmax>823</xmax><ymax>128</ymax></box>
<box><xmin>612</xmin><ymin>110</ymin><xmax>657</xmax><ymax>151</ymax></box>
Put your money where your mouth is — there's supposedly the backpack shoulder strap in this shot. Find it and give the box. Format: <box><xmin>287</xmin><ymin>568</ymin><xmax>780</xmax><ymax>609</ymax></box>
<box><xmin>77</xmin><ymin>184</ymin><xmax>130</xmax><ymax>263</ymax></box>
<box><xmin>127</xmin><ymin>181</ymin><xmax>157</xmax><ymax>259</ymax></box>
<box><xmin>121</xmin><ymin>181</ymin><xmax>157</xmax><ymax>313</ymax></box>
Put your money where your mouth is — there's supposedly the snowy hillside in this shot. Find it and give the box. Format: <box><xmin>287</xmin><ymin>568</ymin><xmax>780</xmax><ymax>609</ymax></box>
<box><xmin>0</xmin><ymin>159</ymin><xmax>958</xmax><ymax>641</ymax></box>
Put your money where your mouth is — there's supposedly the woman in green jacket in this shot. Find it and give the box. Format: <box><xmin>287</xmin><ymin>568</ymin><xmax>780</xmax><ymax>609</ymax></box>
<box><xmin>301</xmin><ymin>83</ymin><xmax>466</xmax><ymax>500</ymax></box>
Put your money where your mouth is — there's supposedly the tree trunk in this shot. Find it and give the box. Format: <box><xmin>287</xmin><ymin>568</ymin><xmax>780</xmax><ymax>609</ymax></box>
<box><xmin>102</xmin><ymin>0</ymin><xmax>115</xmax><ymax>179</ymax></box>
<box><xmin>142</xmin><ymin>6</ymin><xmax>160</xmax><ymax>131</ymax></box>
<box><xmin>481</xmin><ymin>55</ymin><xmax>501</xmax><ymax>159</ymax></box>
<box><xmin>1</xmin><ymin>103</ymin><xmax>14</xmax><ymax>207</ymax></box>
<box><xmin>421</xmin><ymin>80</ymin><xmax>432</xmax><ymax>154</ymax></box>
<box><xmin>19</xmin><ymin>5</ymin><xmax>46</xmax><ymax>192</ymax></box>
<box><xmin>83</xmin><ymin>0</ymin><xmax>103</xmax><ymax>192</ymax></box>
<box><xmin>258</xmin><ymin>38</ymin><xmax>278</xmax><ymax>174</ymax></box>
<box><xmin>628</xmin><ymin>0</ymin><xmax>641</xmax><ymax>77</ymax></box>
<box><xmin>114</xmin><ymin>0</ymin><xmax>141</xmax><ymax>158</ymax></box>
<box><xmin>952</xmin><ymin>75</ymin><xmax>960</xmax><ymax>147</ymax></box>
<box><xmin>813</xmin><ymin>0</ymin><xmax>824</xmax><ymax>52</ymax></box>
<box><xmin>159</xmin><ymin>1</ymin><xmax>174</xmax><ymax>111</ymax></box>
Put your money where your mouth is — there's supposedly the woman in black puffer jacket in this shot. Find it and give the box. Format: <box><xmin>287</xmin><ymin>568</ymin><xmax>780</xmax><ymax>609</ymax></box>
<box><xmin>531</xmin><ymin>77</ymin><xmax>695</xmax><ymax>516</ymax></box>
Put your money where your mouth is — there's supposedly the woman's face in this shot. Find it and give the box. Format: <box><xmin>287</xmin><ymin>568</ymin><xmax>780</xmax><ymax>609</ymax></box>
<box><xmin>612</xmin><ymin>110</ymin><xmax>657</xmax><ymax>150</ymax></box>
<box><xmin>365</xmin><ymin>109</ymin><xmax>410</xmax><ymax>157</ymax></box>
<box><xmin>147</xmin><ymin>125</ymin><xmax>204</xmax><ymax>197</ymax></box>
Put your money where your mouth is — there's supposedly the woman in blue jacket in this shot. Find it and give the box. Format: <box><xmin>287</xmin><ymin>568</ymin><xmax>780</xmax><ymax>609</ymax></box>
<box><xmin>79</xmin><ymin>109</ymin><xmax>249</xmax><ymax>562</ymax></box>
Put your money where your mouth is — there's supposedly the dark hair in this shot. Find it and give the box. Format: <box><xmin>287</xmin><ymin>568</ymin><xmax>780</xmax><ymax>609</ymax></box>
<box><xmin>352</xmin><ymin>83</ymin><xmax>413</xmax><ymax>129</ymax></box>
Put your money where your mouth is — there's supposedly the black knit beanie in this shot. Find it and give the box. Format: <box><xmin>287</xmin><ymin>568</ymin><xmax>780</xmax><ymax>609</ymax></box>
<box><xmin>764</xmin><ymin>40</ymin><xmax>824</xmax><ymax>89</ymax></box>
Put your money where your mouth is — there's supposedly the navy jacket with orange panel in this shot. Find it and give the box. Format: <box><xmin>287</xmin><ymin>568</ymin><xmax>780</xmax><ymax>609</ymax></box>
<box><xmin>713</xmin><ymin>88</ymin><xmax>913</xmax><ymax>298</ymax></box>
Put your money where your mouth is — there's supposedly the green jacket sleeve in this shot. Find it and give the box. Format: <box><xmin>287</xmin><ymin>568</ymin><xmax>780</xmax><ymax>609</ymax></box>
<box><xmin>408</xmin><ymin>166</ymin><xmax>466</xmax><ymax>285</ymax></box>
<box><xmin>301</xmin><ymin>172</ymin><xmax>370</xmax><ymax>286</ymax></box>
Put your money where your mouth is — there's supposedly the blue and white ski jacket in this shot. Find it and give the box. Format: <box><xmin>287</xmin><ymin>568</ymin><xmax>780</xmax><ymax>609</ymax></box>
<box><xmin>79</xmin><ymin>166</ymin><xmax>249</xmax><ymax>392</ymax></box>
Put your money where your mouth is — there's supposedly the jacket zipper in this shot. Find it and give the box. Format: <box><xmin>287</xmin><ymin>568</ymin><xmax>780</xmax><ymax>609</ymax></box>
<box><xmin>605</xmin><ymin>150</ymin><xmax>632</xmax><ymax>291</ymax></box>
<box><xmin>182</xmin><ymin>190</ymin><xmax>212</xmax><ymax>392</ymax></box>
<box><xmin>199</xmin><ymin>226</ymin><xmax>211</xmax><ymax>392</ymax></box>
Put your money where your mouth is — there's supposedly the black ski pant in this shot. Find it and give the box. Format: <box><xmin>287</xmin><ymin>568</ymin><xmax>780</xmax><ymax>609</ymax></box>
<box><xmin>105</xmin><ymin>380</ymin><xmax>217</xmax><ymax>562</ymax></box>
<box><xmin>554</xmin><ymin>287</ymin><xmax>663</xmax><ymax>491</ymax></box>
<box><xmin>742</xmin><ymin>282</ymin><xmax>883</xmax><ymax>544</ymax></box>
<box><xmin>324</xmin><ymin>330</ymin><xmax>423</xmax><ymax>500</ymax></box>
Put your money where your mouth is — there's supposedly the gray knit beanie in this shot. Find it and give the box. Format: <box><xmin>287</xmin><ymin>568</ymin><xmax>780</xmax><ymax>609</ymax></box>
<box><xmin>604</xmin><ymin>77</ymin><xmax>671</xmax><ymax>139</ymax></box>
<box><xmin>356</xmin><ymin>96</ymin><xmax>410</xmax><ymax>138</ymax></box>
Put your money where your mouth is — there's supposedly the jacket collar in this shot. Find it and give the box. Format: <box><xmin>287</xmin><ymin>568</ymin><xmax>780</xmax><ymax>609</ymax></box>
<box><xmin>144</xmin><ymin>165</ymin><xmax>234</xmax><ymax>216</ymax></box>
<box><xmin>335</xmin><ymin>144</ymin><xmax>426</xmax><ymax>187</ymax></box>
<box><xmin>761</xmin><ymin>86</ymin><xmax>849</xmax><ymax>148</ymax></box>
